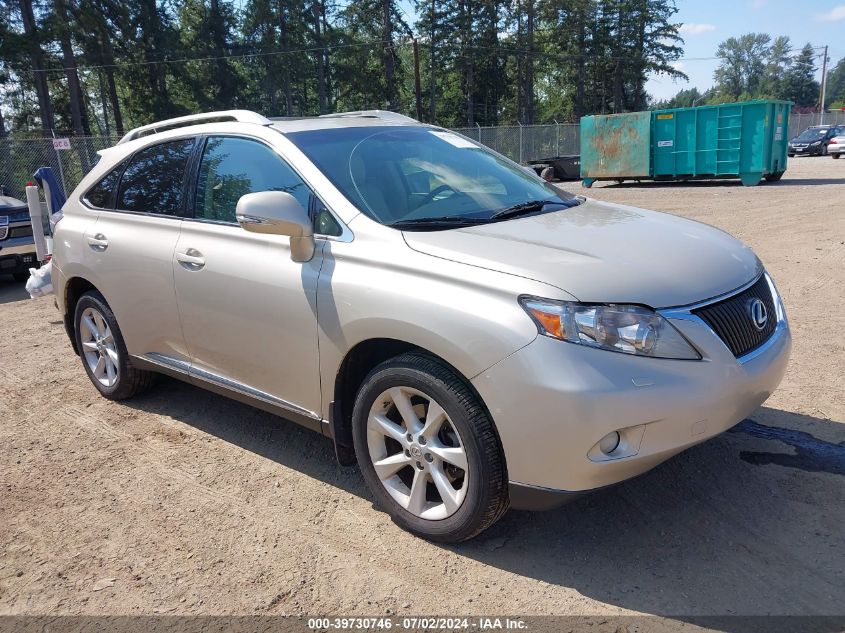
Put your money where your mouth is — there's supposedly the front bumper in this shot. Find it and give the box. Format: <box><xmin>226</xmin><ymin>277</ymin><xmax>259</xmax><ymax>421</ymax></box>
<box><xmin>472</xmin><ymin>279</ymin><xmax>791</xmax><ymax>509</ymax></box>
<box><xmin>0</xmin><ymin>238</ymin><xmax>39</xmax><ymax>274</ymax></box>
<box><xmin>789</xmin><ymin>145</ymin><xmax>822</xmax><ymax>155</ymax></box>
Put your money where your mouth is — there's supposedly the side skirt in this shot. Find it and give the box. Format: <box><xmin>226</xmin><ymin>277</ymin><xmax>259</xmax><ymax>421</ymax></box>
<box><xmin>131</xmin><ymin>353</ymin><xmax>325</xmax><ymax>435</ymax></box>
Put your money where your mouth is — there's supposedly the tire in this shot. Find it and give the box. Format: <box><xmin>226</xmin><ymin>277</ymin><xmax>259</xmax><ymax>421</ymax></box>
<box><xmin>73</xmin><ymin>290</ymin><xmax>156</xmax><ymax>400</ymax></box>
<box><xmin>764</xmin><ymin>171</ymin><xmax>784</xmax><ymax>182</ymax></box>
<box><xmin>788</xmin><ymin>154</ymin><xmax>795</xmax><ymax>158</ymax></box>
<box><xmin>833</xmin><ymin>154</ymin><xmax>841</xmax><ymax>160</ymax></box>
<box><xmin>12</xmin><ymin>271</ymin><xmax>29</xmax><ymax>283</ymax></box>
<box><xmin>822</xmin><ymin>145</ymin><xmax>828</xmax><ymax>156</ymax></box>
<box><xmin>352</xmin><ymin>352</ymin><xmax>508</xmax><ymax>542</ymax></box>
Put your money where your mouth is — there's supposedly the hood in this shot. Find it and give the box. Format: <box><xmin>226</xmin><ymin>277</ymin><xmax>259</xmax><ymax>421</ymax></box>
<box><xmin>402</xmin><ymin>199</ymin><xmax>761</xmax><ymax>308</ymax></box>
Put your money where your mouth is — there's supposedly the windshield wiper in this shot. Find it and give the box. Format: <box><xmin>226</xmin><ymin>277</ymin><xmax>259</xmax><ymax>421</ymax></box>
<box><xmin>388</xmin><ymin>216</ymin><xmax>490</xmax><ymax>230</ymax></box>
<box><xmin>489</xmin><ymin>198</ymin><xmax>571</xmax><ymax>221</ymax></box>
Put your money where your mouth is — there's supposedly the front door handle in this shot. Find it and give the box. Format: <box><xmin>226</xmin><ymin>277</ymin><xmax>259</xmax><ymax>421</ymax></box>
<box><xmin>86</xmin><ymin>233</ymin><xmax>108</xmax><ymax>251</ymax></box>
<box><xmin>176</xmin><ymin>248</ymin><xmax>206</xmax><ymax>270</ymax></box>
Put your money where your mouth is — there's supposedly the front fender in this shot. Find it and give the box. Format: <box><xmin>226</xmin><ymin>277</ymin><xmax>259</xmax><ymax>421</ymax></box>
<box><xmin>315</xmin><ymin>230</ymin><xmax>571</xmax><ymax>420</ymax></box>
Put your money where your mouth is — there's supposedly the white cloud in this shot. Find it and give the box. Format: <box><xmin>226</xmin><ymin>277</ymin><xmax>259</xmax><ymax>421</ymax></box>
<box><xmin>672</xmin><ymin>61</ymin><xmax>686</xmax><ymax>72</ymax></box>
<box><xmin>819</xmin><ymin>5</ymin><xmax>845</xmax><ymax>20</ymax></box>
<box><xmin>679</xmin><ymin>23</ymin><xmax>716</xmax><ymax>36</ymax></box>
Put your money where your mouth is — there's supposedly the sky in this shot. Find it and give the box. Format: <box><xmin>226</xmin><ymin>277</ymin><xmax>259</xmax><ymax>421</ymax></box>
<box><xmin>646</xmin><ymin>0</ymin><xmax>845</xmax><ymax>100</ymax></box>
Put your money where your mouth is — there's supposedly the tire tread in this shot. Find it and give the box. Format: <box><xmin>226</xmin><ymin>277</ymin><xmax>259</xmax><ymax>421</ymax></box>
<box><xmin>353</xmin><ymin>351</ymin><xmax>509</xmax><ymax>542</ymax></box>
<box><xmin>74</xmin><ymin>290</ymin><xmax>157</xmax><ymax>400</ymax></box>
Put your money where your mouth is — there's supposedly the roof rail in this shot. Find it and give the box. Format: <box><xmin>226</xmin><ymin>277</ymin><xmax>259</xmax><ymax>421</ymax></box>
<box><xmin>318</xmin><ymin>110</ymin><xmax>419</xmax><ymax>123</ymax></box>
<box><xmin>117</xmin><ymin>110</ymin><xmax>271</xmax><ymax>145</ymax></box>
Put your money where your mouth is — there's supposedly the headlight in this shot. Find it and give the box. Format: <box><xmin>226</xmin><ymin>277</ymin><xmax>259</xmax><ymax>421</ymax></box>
<box><xmin>810</xmin><ymin>141</ymin><xmax>821</xmax><ymax>146</ymax></box>
<box><xmin>519</xmin><ymin>297</ymin><xmax>700</xmax><ymax>360</ymax></box>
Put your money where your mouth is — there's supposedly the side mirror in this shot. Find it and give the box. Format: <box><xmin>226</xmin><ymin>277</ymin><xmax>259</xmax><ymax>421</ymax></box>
<box><xmin>236</xmin><ymin>191</ymin><xmax>315</xmax><ymax>263</ymax></box>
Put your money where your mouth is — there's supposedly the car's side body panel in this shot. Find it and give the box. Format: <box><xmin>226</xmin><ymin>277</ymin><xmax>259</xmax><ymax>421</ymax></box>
<box><xmin>86</xmin><ymin>212</ymin><xmax>189</xmax><ymax>362</ymax></box>
<box><xmin>173</xmin><ymin>220</ymin><xmax>326</xmax><ymax>418</ymax></box>
<box><xmin>315</xmin><ymin>216</ymin><xmax>569</xmax><ymax>422</ymax></box>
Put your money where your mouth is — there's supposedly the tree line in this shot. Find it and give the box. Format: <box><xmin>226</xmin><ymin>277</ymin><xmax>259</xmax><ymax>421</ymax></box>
<box><xmin>654</xmin><ymin>33</ymin><xmax>845</xmax><ymax>113</ymax></box>
<box><xmin>0</xmin><ymin>0</ymin><xmax>685</xmax><ymax>136</ymax></box>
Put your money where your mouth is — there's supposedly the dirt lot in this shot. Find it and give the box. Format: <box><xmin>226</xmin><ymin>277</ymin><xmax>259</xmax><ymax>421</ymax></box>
<box><xmin>1</xmin><ymin>157</ymin><xmax>843</xmax><ymax>623</ymax></box>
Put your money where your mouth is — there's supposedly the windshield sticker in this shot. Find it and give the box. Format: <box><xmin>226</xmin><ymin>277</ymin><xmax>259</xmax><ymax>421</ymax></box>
<box><xmin>429</xmin><ymin>131</ymin><xmax>478</xmax><ymax>148</ymax></box>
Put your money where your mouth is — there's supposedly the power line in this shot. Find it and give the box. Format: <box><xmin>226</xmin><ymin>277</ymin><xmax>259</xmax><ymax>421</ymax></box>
<box><xmin>28</xmin><ymin>39</ymin><xmax>394</xmax><ymax>74</ymax></box>
<box><xmin>17</xmin><ymin>38</ymin><xmax>832</xmax><ymax>77</ymax></box>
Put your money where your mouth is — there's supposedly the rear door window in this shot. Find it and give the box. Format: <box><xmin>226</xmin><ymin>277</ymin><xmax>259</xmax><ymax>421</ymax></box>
<box><xmin>116</xmin><ymin>138</ymin><xmax>196</xmax><ymax>216</ymax></box>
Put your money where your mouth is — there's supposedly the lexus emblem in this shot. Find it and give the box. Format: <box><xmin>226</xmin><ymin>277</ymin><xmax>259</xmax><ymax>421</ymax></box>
<box><xmin>749</xmin><ymin>298</ymin><xmax>768</xmax><ymax>331</ymax></box>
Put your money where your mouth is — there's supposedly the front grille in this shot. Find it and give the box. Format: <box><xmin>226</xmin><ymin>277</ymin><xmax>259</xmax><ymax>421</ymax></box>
<box><xmin>9</xmin><ymin>225</ymin><xmax>33</xmax><ymax>239</ymax></box>
<box><xmin>693</xmin><ymin>275</ymin><xmax>777</xmax><ymax>357</ymax></box>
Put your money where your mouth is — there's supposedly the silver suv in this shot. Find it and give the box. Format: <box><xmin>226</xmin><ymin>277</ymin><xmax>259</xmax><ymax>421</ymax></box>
<box><xmin>52</xmin><ymin>110</ymin><xmax>791</xmax><ymax>542</ymax></box>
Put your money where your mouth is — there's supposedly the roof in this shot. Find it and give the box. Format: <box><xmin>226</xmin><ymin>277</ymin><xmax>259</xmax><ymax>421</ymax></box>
<box><xmin>117</xmin><ymin>109</ymin><xmax>423</xmax><ymax>144</ymax></box>
<box><xmin>271</xmin><ymin>115</ymin><xmax>426</xmax><ymax>134</ymax></box>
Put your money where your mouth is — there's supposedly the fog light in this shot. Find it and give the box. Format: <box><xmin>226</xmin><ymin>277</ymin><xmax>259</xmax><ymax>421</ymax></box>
<box><xmin>599</xmin><ymin>431</ymin><xmax>621</xmax><ymax>455</ymax></box>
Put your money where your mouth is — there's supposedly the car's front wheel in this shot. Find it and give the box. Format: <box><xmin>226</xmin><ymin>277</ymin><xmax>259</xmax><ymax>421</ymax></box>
<box><xmin>352</xmin><ymin>352</ymin><xmax>509</xmax><ymax>542</ymax></box>
<box><xmin>74</xmin><ymin>290</ymin><xmax>156</xmax><ymax>400</ymax></box>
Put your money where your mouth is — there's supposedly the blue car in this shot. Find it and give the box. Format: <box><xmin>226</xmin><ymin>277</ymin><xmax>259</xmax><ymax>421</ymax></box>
<box><xmin>0</xmin><ymin>195</ymin><xmax>40</xmax><ymax>282</ymax></box>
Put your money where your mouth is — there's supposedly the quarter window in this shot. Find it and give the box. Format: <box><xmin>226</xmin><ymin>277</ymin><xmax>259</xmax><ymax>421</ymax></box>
<box><xmin>83</xmin><ymin>160</ymin><xmax>127</xmax><ymax>209</ymax></box>
<box><xmin>116</xmin><ymin>138</ymin><xmax>195</xmax><ymax>215</ymax></box>
<box><xmin>194</xmin><ymin>137</ymin><xmax>310</xmax><ymax>224</ymax></box>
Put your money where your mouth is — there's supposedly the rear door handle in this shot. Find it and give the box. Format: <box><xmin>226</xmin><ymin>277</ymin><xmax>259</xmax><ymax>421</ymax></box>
<box><xmin>175</xmin><ymin>248</ymin><xmax>206</xmax><ymax>270</ymax></box>
<box><xmin>86</xmin><ymin>233</ymin><xmax>108</xmax><ymax>251</ymax></box>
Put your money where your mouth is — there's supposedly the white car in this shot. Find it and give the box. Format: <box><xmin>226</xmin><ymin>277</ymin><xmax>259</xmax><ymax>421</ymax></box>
<box><xmin>829</xmin><ymin>132</ymin><xmax>845</xmax><ymax>158</ymax></box>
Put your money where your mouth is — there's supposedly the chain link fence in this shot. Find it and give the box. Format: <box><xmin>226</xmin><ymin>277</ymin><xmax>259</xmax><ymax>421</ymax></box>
<box><xmin>789</xmin><ymin>111</ymin><xmax>845</xmax><ymax>139</ymax></box>
<box><xmin>453</xmin><ymin>123</ymin><xmax>581</xmax><ymax>163</ymax></box>
<box><xmin>2</xmin><ymin>112</ymin><xmax>844</xmax><ymax>201</ymax></box>
<box><xmin>0</xmin><ymin>135</ymin><xmax>120</xmax><ymax>200</ymax></box>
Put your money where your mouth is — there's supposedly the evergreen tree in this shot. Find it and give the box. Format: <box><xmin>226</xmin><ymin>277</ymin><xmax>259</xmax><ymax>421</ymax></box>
<box><xmin>782</xmin><ymin>43</ymin><xmax>818</xmax><ymax>109</ymax></box>
<box><xmin>823</xmin><ymin>57</ymin><xmax>845</xmax><ymax>108</ymax></box>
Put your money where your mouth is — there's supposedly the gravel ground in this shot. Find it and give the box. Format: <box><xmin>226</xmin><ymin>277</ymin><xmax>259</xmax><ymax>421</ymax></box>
<box><xmin>0</xmin><ymin>157</ymin><xmax>843</xmax><ymax>623</ymax></box>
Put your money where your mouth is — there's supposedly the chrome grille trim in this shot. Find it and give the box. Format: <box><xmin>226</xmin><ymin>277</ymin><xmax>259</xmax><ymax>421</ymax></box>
<box><xmin>692</xmin><ymin>275</ymin><xmax>777</xmax><ymax>357</ymax></box>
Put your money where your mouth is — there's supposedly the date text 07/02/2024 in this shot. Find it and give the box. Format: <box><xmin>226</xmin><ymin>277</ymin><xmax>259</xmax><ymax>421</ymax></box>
<box><xmin>306</xmin><ymin>617</ymin><xmax>529</xmax><ymax>630</ymax></box>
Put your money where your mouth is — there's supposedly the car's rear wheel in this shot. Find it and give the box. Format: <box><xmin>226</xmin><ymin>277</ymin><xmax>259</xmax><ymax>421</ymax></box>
<box><xmin>833</xmin><ymin>153</ymin><xmax>841</xmax><ymax>160</ymax></box>
<box><xmin>352</xmin><ymin>352</ymin><xmax>508</xmax><ymax>542</ymax></box>
<box><xmin>74</xmin><ymin>291</ymin><xmax>156</xmax><ymax>400</ymax></box>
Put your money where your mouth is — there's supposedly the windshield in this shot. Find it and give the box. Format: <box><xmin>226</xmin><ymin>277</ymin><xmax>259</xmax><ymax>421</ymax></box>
<box><xmin>286</xmin><ymin>126</ymin><xmax>577</xmax><ymax>228</ymax></box>
<box><xmin>795</xmin><ymin>128</ymin><xmax>828</xmax><ymax>141</ymax></box>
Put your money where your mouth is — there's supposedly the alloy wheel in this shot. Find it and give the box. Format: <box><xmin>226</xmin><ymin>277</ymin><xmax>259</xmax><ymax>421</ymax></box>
<box><xmin>366</xmin><ymin>386</ymin><xmax>469</xmax><ymax>520</ymax></box>
<box><xmin>79</xmin><ymin>307</ymin><xmax>119</xmax><ymax>387</ymax></box>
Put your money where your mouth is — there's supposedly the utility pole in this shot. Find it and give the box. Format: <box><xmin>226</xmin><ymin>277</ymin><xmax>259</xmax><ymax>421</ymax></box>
<box><xmin>413</xmin><ymin>39</ymin><xmax>423</xmax><ymax>121</ymax></box>
<box><xmin>429</xmin><ymin>0</ymin><xmax>436</xmax><ymax>123</ymax></box>
<box><xmin>98</xmin><ymin>71</ymin><xmax>110</xmax><ymax>136</ymax></box>
<box><xmin>818</xmin><ymin>45</ymin><xmax>829</xmax><ymax>126</ymax></box>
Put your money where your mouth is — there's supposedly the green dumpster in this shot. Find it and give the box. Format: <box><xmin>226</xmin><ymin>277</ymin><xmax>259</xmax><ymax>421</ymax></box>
<box><xmin>580</xmin><ymin>100</ymin><xmax>792</xmax><ymax>187</ymax></box>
